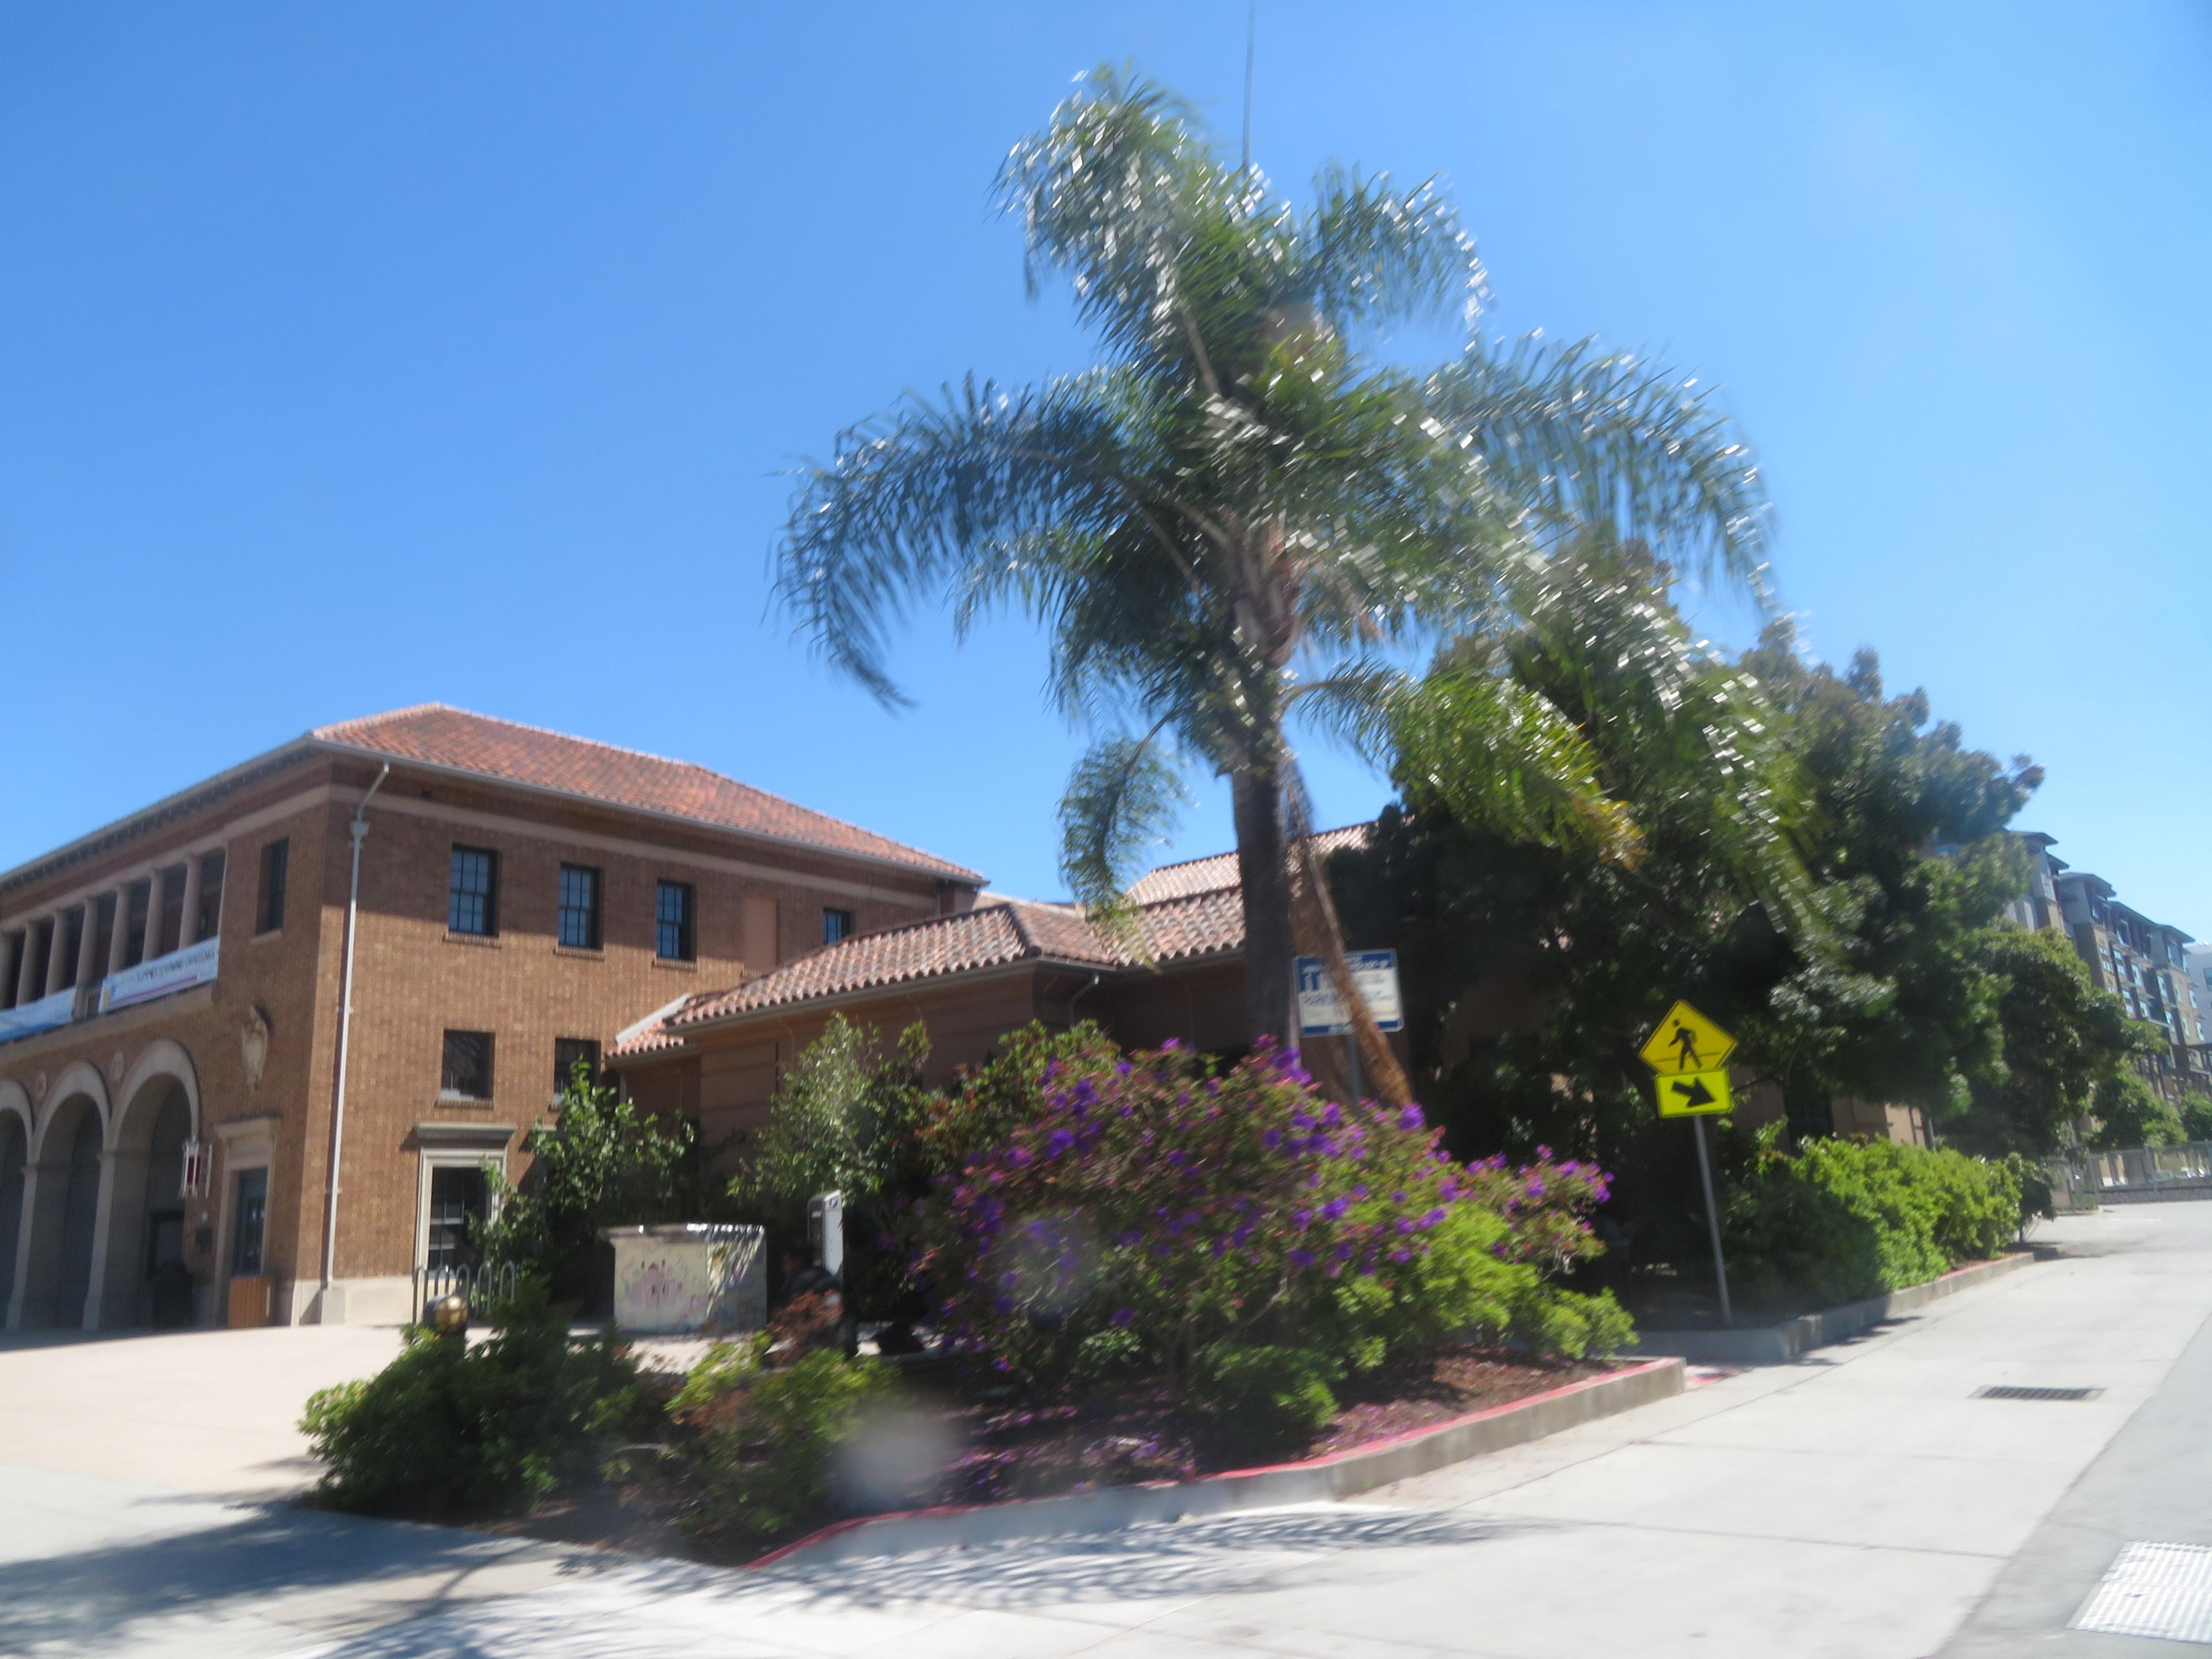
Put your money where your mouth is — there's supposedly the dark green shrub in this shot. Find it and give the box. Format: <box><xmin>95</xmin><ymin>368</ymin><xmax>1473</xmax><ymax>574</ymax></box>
<box><xmin>2003</xmin><ymin>1152</ymin><xmax>2055</xmax><ymax>1229</ymax></box>
<box><xmin>1722</xmin><ymin>1128</ymin><xmax>2020</xmax><ymax>1306</ymax></box>
<box><xmin>1190</xmin><ymin>1344</ymin><xmax>1340</xmax><ymax>1456</ymax></box>
<box><xmin>676</xmin><ymin>1346</ymin><xmax>894</xmax><ymax>1540</ymax></box>
<box><xmin>300</xmin><ymin>1287</ymin><xmax>653</xmax><ymax>1519</ymax></box>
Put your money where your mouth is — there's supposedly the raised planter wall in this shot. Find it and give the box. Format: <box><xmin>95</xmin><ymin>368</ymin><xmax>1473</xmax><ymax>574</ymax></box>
<box><xmin>1630</xmin><ymin>1250</ymin><xmax>2033</xmax><ymax>1365</ymax></box>
<box><xmin>759</xmin><ymin>1355</ymin><xmax>1684</xmax><ymax>1567</ymax></box>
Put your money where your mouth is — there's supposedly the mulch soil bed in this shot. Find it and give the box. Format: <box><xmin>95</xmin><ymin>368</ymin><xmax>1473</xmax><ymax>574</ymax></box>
<box><xmin>475</xmin><ymin>1344</ymin><xmax>1611</xmax><ymax>1567</ymax></box>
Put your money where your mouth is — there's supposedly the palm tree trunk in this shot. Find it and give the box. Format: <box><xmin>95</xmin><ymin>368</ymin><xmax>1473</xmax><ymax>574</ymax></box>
<box><xmin>1233</xmin><ymin>765</ymin><xmax>1296</xmax><ymax>1047</ymax></box>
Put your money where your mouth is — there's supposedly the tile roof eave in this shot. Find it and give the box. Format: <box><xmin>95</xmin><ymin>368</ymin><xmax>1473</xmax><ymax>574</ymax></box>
<box><xmin>306</xmin><ymin>737</ymin><xmax>986</xmax><ymax>887</ymax></box>
<box><xmin>664</xmin><ymin>952</ymin><xmax>1112</xmax><ymax>1043</ymax></box>
<box><xmin>0</xmin><ymin>737</ymin><xmax>320</xmax><ymax>899</ymax></box>
<box><xmin>618</xmin><ymin>940</ymin><xmax>1248</xmax><ymax>1059</ymax></box>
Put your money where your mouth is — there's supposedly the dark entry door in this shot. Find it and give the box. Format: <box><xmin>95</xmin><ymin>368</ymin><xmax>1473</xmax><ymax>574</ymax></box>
<box><xmin>230</xmin><ymin>1167</ymin><xmax>267</xmax><ymax>1277</ymax></box>
<box><xmin>425</xmin><ymin>1165</ymin><xmax>487</xmax><ymax>1272</ymax></box>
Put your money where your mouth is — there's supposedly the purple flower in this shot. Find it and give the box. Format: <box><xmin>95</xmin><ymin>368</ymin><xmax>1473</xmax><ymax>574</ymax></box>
<box><xmin>1289</xmin><ymin>1248</ymin><xmax>1317</xmax><ymax>1270</ymax></box>
<box><xmin>1111</xmin><ymin>1306</ymin><xmax>1135</xmax><ymax>1327</ymax></box>
<box><xmin>1397</xmin><ymin>1103</ymin><xmax>1426</xmax><ymax>1131</ymax></box>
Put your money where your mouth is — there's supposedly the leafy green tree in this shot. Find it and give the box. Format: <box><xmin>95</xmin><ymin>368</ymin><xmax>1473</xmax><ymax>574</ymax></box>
<box><xmin>774</xmin><ymin>69</ymin><xmax>1772</xmax><ymax>1045</ymax></box>
<box><xmin>476</xmin><ymin>1063</ymin><xmax>696</xmax><ymax>1309</ymax></box>
<box><xmin>727</xmin><ymin>1013</ymin><xmax>929</xmax><ymax>1239</ymax></box>
<box><xmin>1953</xmin><ymin>927</ymin><xmax>2145</xmax><ymax>1154</ymax></box>
<box><xmin>1331</xmin><ymin>594</ymin><xmax>2049</xmax><ymax>1259</ymax></box>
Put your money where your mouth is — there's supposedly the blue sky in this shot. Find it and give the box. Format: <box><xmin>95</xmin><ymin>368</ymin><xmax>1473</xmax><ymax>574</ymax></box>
<box><xmin>3</xmin><ymin>5</ymin><xmax>2207</xmax><ymax>932</ymax></box>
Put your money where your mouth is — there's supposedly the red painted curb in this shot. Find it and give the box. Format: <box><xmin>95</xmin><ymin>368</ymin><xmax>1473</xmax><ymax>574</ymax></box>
<box><xmin>750</xmin><ymin>1355</ymin><xmax>1678</xmax><ymax>1569</ymax></box>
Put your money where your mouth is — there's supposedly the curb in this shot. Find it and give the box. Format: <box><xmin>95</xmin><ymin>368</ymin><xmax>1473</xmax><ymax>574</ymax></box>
<box><xmin>1631</xmin><ymin>1249</ymin><xmax>2035</xmax><ymax>1365</ymax></box>
<box><xmin>755</xmin><ymin>1355</ymin><xmax>1684</xmax><ymax>1567</ymax></box>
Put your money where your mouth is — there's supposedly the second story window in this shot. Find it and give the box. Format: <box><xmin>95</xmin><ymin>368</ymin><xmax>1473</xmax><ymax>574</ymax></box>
<box><xmin>256</xmin><ymin>839</ymin><xmax>289</xmax><ymax>934</ymax></box>
<box><xmin>823</xmin><ymin>907</ymin><xmax>855</xmax><ymax>945</ymax></box>
<box><xmin>449</xmin><ymin>846</ymin><xmax>498</xmax><ymax>937</ymax></box>
<box><xmin>557</xmin><ymin>864</ymin><xmax>601</xmax><ymax>950</ymax></box>
<box><xmin>656</xmin><ymin>880</ymin><xmax>695</xmax><ymax>961</ymax></box>
<box><xmin>441</xmin><ymin>1029</ymin><xmax>495</xmax><ymax>1099</ymax></box>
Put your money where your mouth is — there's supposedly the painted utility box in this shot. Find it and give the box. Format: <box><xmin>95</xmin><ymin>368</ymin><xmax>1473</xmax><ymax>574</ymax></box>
<box><xmin>601</xmin><ymin>1223</ymin><xmax>767</xmax><ymax>1335</ymax></box>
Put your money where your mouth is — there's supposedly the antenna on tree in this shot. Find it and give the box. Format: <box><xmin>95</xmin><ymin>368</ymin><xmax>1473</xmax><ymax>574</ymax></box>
<box><xmin>1241</xmin><ymin>0</ymin><xmax>1256</xmax><ymax>176</ymax></box>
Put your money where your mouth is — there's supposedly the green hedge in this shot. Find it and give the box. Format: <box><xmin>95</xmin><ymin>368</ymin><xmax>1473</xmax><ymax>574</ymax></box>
<box><xmin>1721</xmin><ymin>1130</ymin><xmax>2020</xmax><ymax>1308</ymax></box>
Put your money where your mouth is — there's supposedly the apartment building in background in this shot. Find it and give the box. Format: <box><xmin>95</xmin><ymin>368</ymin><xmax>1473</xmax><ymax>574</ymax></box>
<box><xmin>2008</xmin><ymin>833</ymin><xmax>2210</xmax><ymax>1104</ymax></box>
<box><xmin>0</xmin><ymin>706</ymin><xmax>980</xmax><ymax>1330</ymax></box>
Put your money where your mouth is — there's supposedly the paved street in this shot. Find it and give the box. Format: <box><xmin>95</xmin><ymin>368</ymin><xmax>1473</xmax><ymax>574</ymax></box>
<box><xmin>6</xmin><ymin>1203</ymin><xmax>2211</xmax><ymax>1658</ymax></box>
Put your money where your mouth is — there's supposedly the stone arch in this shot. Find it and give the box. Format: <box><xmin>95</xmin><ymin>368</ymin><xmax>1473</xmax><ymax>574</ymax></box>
<box><xmin>95</xmin><ymin>1042</ymin><xmax>203</xmax><ymax>1328</ymax></box>
<box><xmin>29</xmin><ymin>1062</ymin><xmax>109</xmax><ymax>1162</ymax></box>
<box><xmin>16</xmin><ymin>1074</ymin><xmax>108</xmax><ymax>1330</ymax></box>
<box><xmin>0</xmin><ymin>1084</ymin><xmax>27</xmax><ymax>1333</ymax></box>
<box><xmin>113</xmin><ymin>1039</ymin><xmax>199</xmax><ymax>1147</ymax></box>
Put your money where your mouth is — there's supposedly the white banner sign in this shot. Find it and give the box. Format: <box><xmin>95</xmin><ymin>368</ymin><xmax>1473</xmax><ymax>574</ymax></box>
<box><xmin>1296</xmin><ymin>949</ymin><xmax>1404</xmax><ymax>1036</ymax></box>
<box><xmin>0</xmin><ymin>987</ymin><xmax>77</xmax><ymax>1046</ymax></box>
<box><xmin>101</xmin><ymin>937</ymin><xmax>220</xmax><ymax>1014</ymax></box>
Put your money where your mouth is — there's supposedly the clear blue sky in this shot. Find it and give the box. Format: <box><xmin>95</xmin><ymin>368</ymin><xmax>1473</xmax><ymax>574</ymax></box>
<box><xmin>3</xmin><ymin>5</ymin><xmax>2207</xmax><ymax>933</ymax></box>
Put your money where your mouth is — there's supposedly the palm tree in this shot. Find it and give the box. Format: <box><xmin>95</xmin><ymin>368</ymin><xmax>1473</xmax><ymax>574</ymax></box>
<box><xmin>777</xmin><ymin>69</ymin><xmax>1775</xmax><ymax>1051</ymax></box>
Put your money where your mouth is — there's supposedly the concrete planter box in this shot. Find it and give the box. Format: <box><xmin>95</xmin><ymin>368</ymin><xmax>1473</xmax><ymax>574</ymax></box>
<box><xmin>1630</xmin><ymin>1250</ymin><xmax>2033</xmax><ymax>1365</ymax></box>
<box><xmin>600</xmin><ymin>1224</ymin><xmax>766</xmax><ymax>1336</ymax></box>
<box><xmin>758</xmin><ymin>1356</ymin><xmax>1684</xmax><ymax>1567</ymax></box>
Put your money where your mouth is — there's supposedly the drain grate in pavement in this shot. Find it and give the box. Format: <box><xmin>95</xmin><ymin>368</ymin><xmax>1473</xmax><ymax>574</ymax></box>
<box><xmin>2075</xmin><ymin>1542</ymin><xmax>2212</xmax><ymax>1643</ymax></box>
<box><xmin>1975</xmin><ymin>1385</ymin><xmax>2103</xmax><ymax>1402</ymax></box>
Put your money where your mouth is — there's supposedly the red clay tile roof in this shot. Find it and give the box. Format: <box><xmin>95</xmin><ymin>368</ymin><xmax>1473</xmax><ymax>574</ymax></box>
<box><xmin>613</xmin><ymin>855</ymin><xmax>1302</xmax><ymax>1055</ymax></box>
<box><xmin>1123</xmin><ymin>824</ymin><xmax>1370</xmax><ymax>903</ymax></box>
<box><xmin>312</xmin><ymin>705</ymin><xmax>980</xmax><ymax>882</ymax></box>
<box><xmin>609</xmin><ymin>827</ymin><xmax>1374</xmax><ymax>1056</ymax></box>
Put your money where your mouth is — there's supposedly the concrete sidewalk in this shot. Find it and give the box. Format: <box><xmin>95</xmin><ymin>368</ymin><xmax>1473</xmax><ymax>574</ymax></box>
<box><xmin>4</xmin><ymin>1203</ymin><xmax>2209</xmax><ymax>1657</ymax></box>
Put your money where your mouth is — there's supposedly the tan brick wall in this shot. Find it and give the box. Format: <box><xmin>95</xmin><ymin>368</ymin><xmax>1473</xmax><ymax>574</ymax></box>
<box><xmin>2</xmin><ymin>748</ymin><xmax>961</xmax><ymax>1322</ymax></box>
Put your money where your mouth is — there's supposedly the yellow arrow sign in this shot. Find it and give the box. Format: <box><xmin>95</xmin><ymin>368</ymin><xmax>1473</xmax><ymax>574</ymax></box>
<box><xmin>1640</xmin><ymin>1000</ymin><xmax>1737</xmax><ymax>1075</ymax></box>
<box><xmin>1655</xmin><ymin>1068</ymin><xmax>1734</xmax><ymax>1118</ymax></box>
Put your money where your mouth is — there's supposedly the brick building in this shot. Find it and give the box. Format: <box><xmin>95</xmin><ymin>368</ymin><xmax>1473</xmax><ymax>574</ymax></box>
<box><xmin>602</xmin><ymin>836</ymin><xmax>1359</xmax><ymax>1147</ymax></box>
<box><xmin>0</xmin><ymin>706</ymin><xmax>979</xmax><ymax>1330</ymax></box>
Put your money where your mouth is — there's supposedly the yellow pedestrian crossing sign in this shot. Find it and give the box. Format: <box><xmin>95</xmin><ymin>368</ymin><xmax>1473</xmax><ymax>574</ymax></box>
<box><xmin>1656</xmin><ymin>1069</ymin><xmax>1734</xmax><ymax>1118</ymax></box>
<box><xmin>1639</xmin><ymin>1001</ymin><xmax>1737</xmax><ymax>1076</ymax></box>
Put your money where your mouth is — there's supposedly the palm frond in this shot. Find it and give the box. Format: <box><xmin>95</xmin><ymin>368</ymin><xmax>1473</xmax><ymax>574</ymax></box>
<box><xmin>1391</xmin><ymin>669</ymin><xmax>1645</xmax><ymax>868</ymax></box>
<box><xmin>775</xmin><ymin>372</ymin><xmax>1143</xmax><ymax>705</ymax></box>
<box><xmin>1428</xmin><ymin>335</ymin><xmax>1774</xmax><ymax>605</ymax></box>
<box><xmin>1057</xmin><ymin>725</ymin><xmax>1192</xmax><ymax>931</ymax></box>
<box><xmin>1300</xmin><ymin>164</ymin><xmax>1487</xmax><ymax>335</ymax></box>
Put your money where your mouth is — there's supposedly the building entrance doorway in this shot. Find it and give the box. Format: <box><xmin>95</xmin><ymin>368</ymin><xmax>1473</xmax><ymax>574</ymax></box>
<box><xmin>425</xmin><ymin>1164</ymin><xmax>486</xmax><ymax>1272</ymax></box>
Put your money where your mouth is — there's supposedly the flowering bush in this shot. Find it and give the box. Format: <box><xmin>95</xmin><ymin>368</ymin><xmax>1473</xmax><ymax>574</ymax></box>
<box><xmin>911</xmin><ymin>1037</ymin><xmax>1629</xmax><ymax>1418</ymax></box>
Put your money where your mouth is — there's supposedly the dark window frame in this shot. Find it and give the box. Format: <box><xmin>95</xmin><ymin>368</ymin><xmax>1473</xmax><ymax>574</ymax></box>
<box><xmin>656</xmin><ymin>880</ymin><xmax>695</xmax><ymax>962</ymax></box>
<box><xmin>556</xmin><ymin>863</ymin><xmax>602</xmax><ymax>951</ymax></box>
<box><xmin>554</xmin><ymin>1036</ymin><xmax>603</xmax><ymax>1095</ymax></box>
<box><xmin>440</xmin><ymin>1028</ymin><xmax>496</xmax><ymax>1099</ymax></box>
<box><xmin>448</xmin><ymin>846</ymin><xmax>499</xmax><ymax>937</ymax></box>
<box><xmin>256</xmin><ymin>839</ymin><xmax>289</xmax><ymax>935</ymax></box>
<box><xmin>823</xmin><ymin>907</ymin><xmax>855</xmax><ymax>945</ymax></box>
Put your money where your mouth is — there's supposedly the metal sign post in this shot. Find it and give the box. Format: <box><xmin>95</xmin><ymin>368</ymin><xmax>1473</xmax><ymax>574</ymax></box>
<box><xmin>1640</xmin><ymin>999</ymin><xmax>1738</xmax><ymax>1328</ymax></box>
<box><xmin>1691</xmin><ymin>1115</ymin><xmax>1733</xmax><ymax>1327</ymax></box>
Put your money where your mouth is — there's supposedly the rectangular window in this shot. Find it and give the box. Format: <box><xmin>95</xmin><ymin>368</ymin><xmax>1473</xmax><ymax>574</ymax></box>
<box><xmin>230</xmin><ymin>1167</ymin><xmax>268</xmax><ymax>1277</ymax></box>
<box><xmin>256</xmin><ymin>839</ymin><xmax>289</xmax><ymax>934</ymax></box>
<box><xmin>556</xmin><ymin>864</ymin><xmax>601</xmax><ymax>950</ymax></box>
<box><xmin>441</xmin><ymin>1029</ymin><xmax>495</xmax><ymax>1099</ymax></box>
<box><xmin>448</xmin><ymin>846</ymin><xmax>498</xmax><ymax>937</ymax></box>
<box><xmin>89</xmin><ymin>894</ymin><xmax>116</xmax><ymax>980</ymax></box>
<box><xmin>193</xmin><ymin>850</ymin><xmax>226</xmax><ymax>944</ymax></box>
<box><xmin>156</xmin><ymin>865</ymin><xmax>185</xmax><ymax>959</ymax></box>
<box><xmin>656</xmin><ymin>880</ymin><xmax>695</xmax><ymax>961</ymax></box>
<box><xmin>554</xmin><ymin>1037</ymin><xmax>601</xmax><ymax>1094</ymax></box>
<box><xmin>823</xmin><ymin>907</ymin><xmax>855</xmax><ymax>945</ymax></box>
